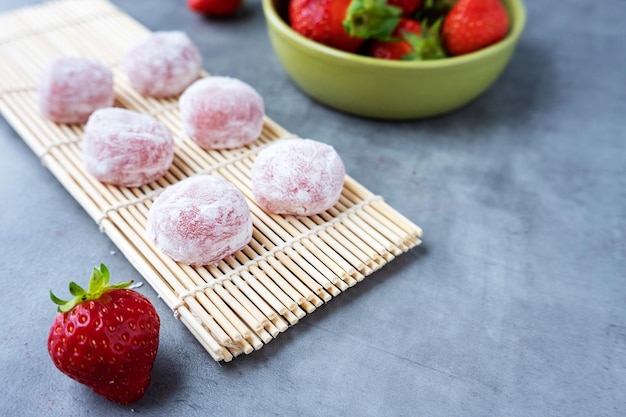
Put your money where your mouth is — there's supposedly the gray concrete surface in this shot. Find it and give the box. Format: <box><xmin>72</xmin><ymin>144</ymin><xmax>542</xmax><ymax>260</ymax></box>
<box><xmin>1</xmin><ymin>0</ymin><xmax>625</xmax><ymax>416</ymax></box>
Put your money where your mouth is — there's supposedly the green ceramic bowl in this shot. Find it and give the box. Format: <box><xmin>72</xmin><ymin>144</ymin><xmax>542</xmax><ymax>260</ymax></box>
<box><xmin>262</xmin><ymin>0</ymin><xmax>526</xmax><ymax>119</ymax></box>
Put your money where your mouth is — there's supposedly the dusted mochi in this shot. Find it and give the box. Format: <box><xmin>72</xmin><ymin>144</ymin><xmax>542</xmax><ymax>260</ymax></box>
<box><xmin>38</xmin><ymin>57</ymin><xmax>114</xmax><ymax>124</ymax></box>
<box><xmin>179</xmin><ymin>76</ymin><xmax>264</xmax><ymax>149</ymax></box>
<box><xmin>83</xmin><ymin>108</ymin><xmax>174</xmax><ymax>187</ymax></box>
<box><xmin>147</xmin><ymin>175</ymin><xmax>253</xmax><ymax>266</ymax></box>
<box><xmin>122</xmin><ymin>31</ymin><xmax>202</xmax><ymax>97</ymax></box>
<box><xmin>251</xmin><ymin>139</ymin><xmax>346</xmax><ymax>216</ymax></box>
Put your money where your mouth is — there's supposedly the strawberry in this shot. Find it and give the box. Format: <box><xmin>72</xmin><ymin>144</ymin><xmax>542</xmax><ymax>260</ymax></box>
<box><xmin>48</xmin><ymin>264</ymin><xmax>160</xmax><ymax>404</ymax></box>
<box><xmin>441</xmin><ymin>0</ymin><xmax>509</xmax><ymax>56</ymax></box>
<box><xmin>367</xmin><ymin>18</ymin><xmax>423</xmax><ymax>59</ymax></box>
<box><xmin>187</xmin><ymin>0</ymin><xmax>243</xmax><ymax>16</ymax></box>
<box><xmin>289</xmin><ymin>0</ymin><xmax>366</xmax><ymax>53</ymax></box>
<box><xmin>366</xmin><ymin>18</ymin><xmax>446</xmax><ymax>60</ymax></box>
<box><xmin>289</xmin><ymin>0</ymin><xmax>404</xmax><ymax>53</ymax></box>
<box><xmin>388</xmin><ymin>0</ymin><xmax>424</xmax><ymax>16</ymax></box>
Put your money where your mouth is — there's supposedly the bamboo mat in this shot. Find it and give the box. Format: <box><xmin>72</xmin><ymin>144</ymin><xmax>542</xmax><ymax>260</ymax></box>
<box><xmin>0</xmin><ymin>0</ymin><xmax>423</xmax><ymax>361</ymax></box>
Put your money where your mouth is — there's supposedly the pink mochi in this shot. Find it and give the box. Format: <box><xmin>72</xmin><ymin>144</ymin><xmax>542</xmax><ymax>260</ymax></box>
<box><xmin>122</xmin><ymin>31</ymin><xmax>202</xmax><ymax>98</ymax></box>
<box><xmin>147</xmin><ymin>175</ymin><xmax>253</xmax><ymax>266</ymax></box>
<box><xmin>251</xmin><ymin>139</ymin><xmax>346</xmax><ymax>216</ymax></box>
<box><xmin>179</xmin><ymin>76</ymin><xmax>265</xmax><ymax>149</ymax></box>
<box><xmin>82</xmin><ymin>108</ymin><xmax>175</xmax><ymax>187</ymax></box>
<box><xmin>38</xmin><ymin>57</ymin><xmax>114</xmax><ymax>124</ymax></box>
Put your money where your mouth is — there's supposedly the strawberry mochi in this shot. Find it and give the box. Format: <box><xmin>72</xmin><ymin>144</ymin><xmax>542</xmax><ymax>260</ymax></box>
<box><xmin>82</xmin><ymin>108</ymin><xmax>174</xmax><ymax>187</ymax></box>
<box><xmin>38</xmin><ymin>57</ymin><xmax>114</xmax><ymax>124</ymax></box>
<box><xmin>179</xmin><ymin>76</ymin><xmax>265</xmax><ymax>149</ymax></box>
<box><xmin>147</xmin><ymin>175</ymin><xmax>253</xmax><ymax>266</ymax></box>
<box><xmin>251</xmin><ymin>138</ymin><xmax>346</xmax><ymax>216</ymax></box>
<box><xmin>122</xmin><ymin>31</ymin><xmax>202</xmax><ymax>98</ymax></box>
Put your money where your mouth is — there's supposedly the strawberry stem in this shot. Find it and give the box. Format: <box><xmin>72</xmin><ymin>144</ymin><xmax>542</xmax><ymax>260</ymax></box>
<box><xmin>50</xmin><ymin>264</ymin><xmax>133</xmax><ymax>313</ymax></box>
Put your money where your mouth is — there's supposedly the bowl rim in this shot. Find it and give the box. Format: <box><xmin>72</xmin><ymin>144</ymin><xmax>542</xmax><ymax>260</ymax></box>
<box><xmin>262</xmin><ymin>0</ymin><xmax>527</xmax><ymax>69</ymax></box>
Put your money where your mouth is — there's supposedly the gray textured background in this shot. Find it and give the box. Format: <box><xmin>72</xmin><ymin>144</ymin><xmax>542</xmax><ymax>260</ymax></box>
<box><xmin>1</xmin><ymin>0</ymin><xmax>625</xmax><ymax>416</ymax></box>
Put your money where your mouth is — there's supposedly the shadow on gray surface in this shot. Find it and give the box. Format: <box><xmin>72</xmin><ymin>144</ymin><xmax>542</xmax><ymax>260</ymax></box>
<box><xmin>219</xmin><ymin>243</ymin><xmax>428</xmax><ymax>369</ymax></box>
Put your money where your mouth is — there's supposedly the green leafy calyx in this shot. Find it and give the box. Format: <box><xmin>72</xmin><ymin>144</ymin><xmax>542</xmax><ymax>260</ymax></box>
<box><xmin>343</xmin><ymin>0</ymin><xmax>403</xmax><ymax>40</ymax></box>
<box><xmin>401</xmin><ymin>18</ymin><xmax>447</xmax><ymax>61</ymax></box>
<box><xmin>50</xmin><ymin>264</ymin><xmax>132</xmax><ymax>313</ymax></box>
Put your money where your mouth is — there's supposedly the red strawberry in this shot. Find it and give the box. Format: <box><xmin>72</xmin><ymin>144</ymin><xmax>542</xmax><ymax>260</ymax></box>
<box><xmin>187</xmin><ymin>0</ymin><xmax>243</xmax><ymax>16</ymax></box>
<box><xmin>441</xmin><ymin>0</ymin><xmax>509</xmax><ymax>56</ymax></box>
<box><xmin>289</xmin><ymin>0</ymin><xmax>365</xmax><ymax>53</ymax></box>
<box><xmin>48</xmin><ymin>264</ymin><xmax>160</xmax><ymax>404</ymax></box>
<box><xmin>367</xmin><ymin>18</ymin><xmax>423</xmax><ymax>59</ymax></box>
<box><xmin>290</xmin><ymin>0</ymin><xmax>404</xmax><ymax>53</ymax></box>
<box><xmin>366</xmin><ymin>18</ymin><xmax>446</xmax><ymax>60</ymax></box>
<box><xmin>388</xmin><ymin>0</ymin><xmax>424</xmax><ymax>16</ymax></box>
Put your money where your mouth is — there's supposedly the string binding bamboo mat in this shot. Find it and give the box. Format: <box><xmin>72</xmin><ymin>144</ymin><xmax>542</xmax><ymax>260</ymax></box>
<box><xmin>0</xmin><ymin>0</ymin><xmax>423</xmax><ymax>362</ymax></box>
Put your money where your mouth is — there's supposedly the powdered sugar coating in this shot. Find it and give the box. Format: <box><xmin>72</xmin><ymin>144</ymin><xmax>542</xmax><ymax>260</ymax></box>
<box><xmin>251</xmin><ymin>139</ymin><xmax>346</xmax><ymax>216</ymax></box>
<box><xmin>147</xmin><ymin>175</ymin><xmax>253</xmax><ymax>266</ymax></box>
<box><xmin>38</xmin><ymin>57</ymin><xmax>114</xmax><ymax>124</ymax></box>
<box><xmin>179</xmin><ymin>76</ymin><xmax>264</xmax><ymax>149</ymax></box>
<box><xmin>122</xmin><ymin>31</ymin><xmax>202</xmax><ymax>98</ymax></box>
<box><xmin>83</xmin><ymin>108</ymin><xmax>174</xmax><ymax>187</ymax></box>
